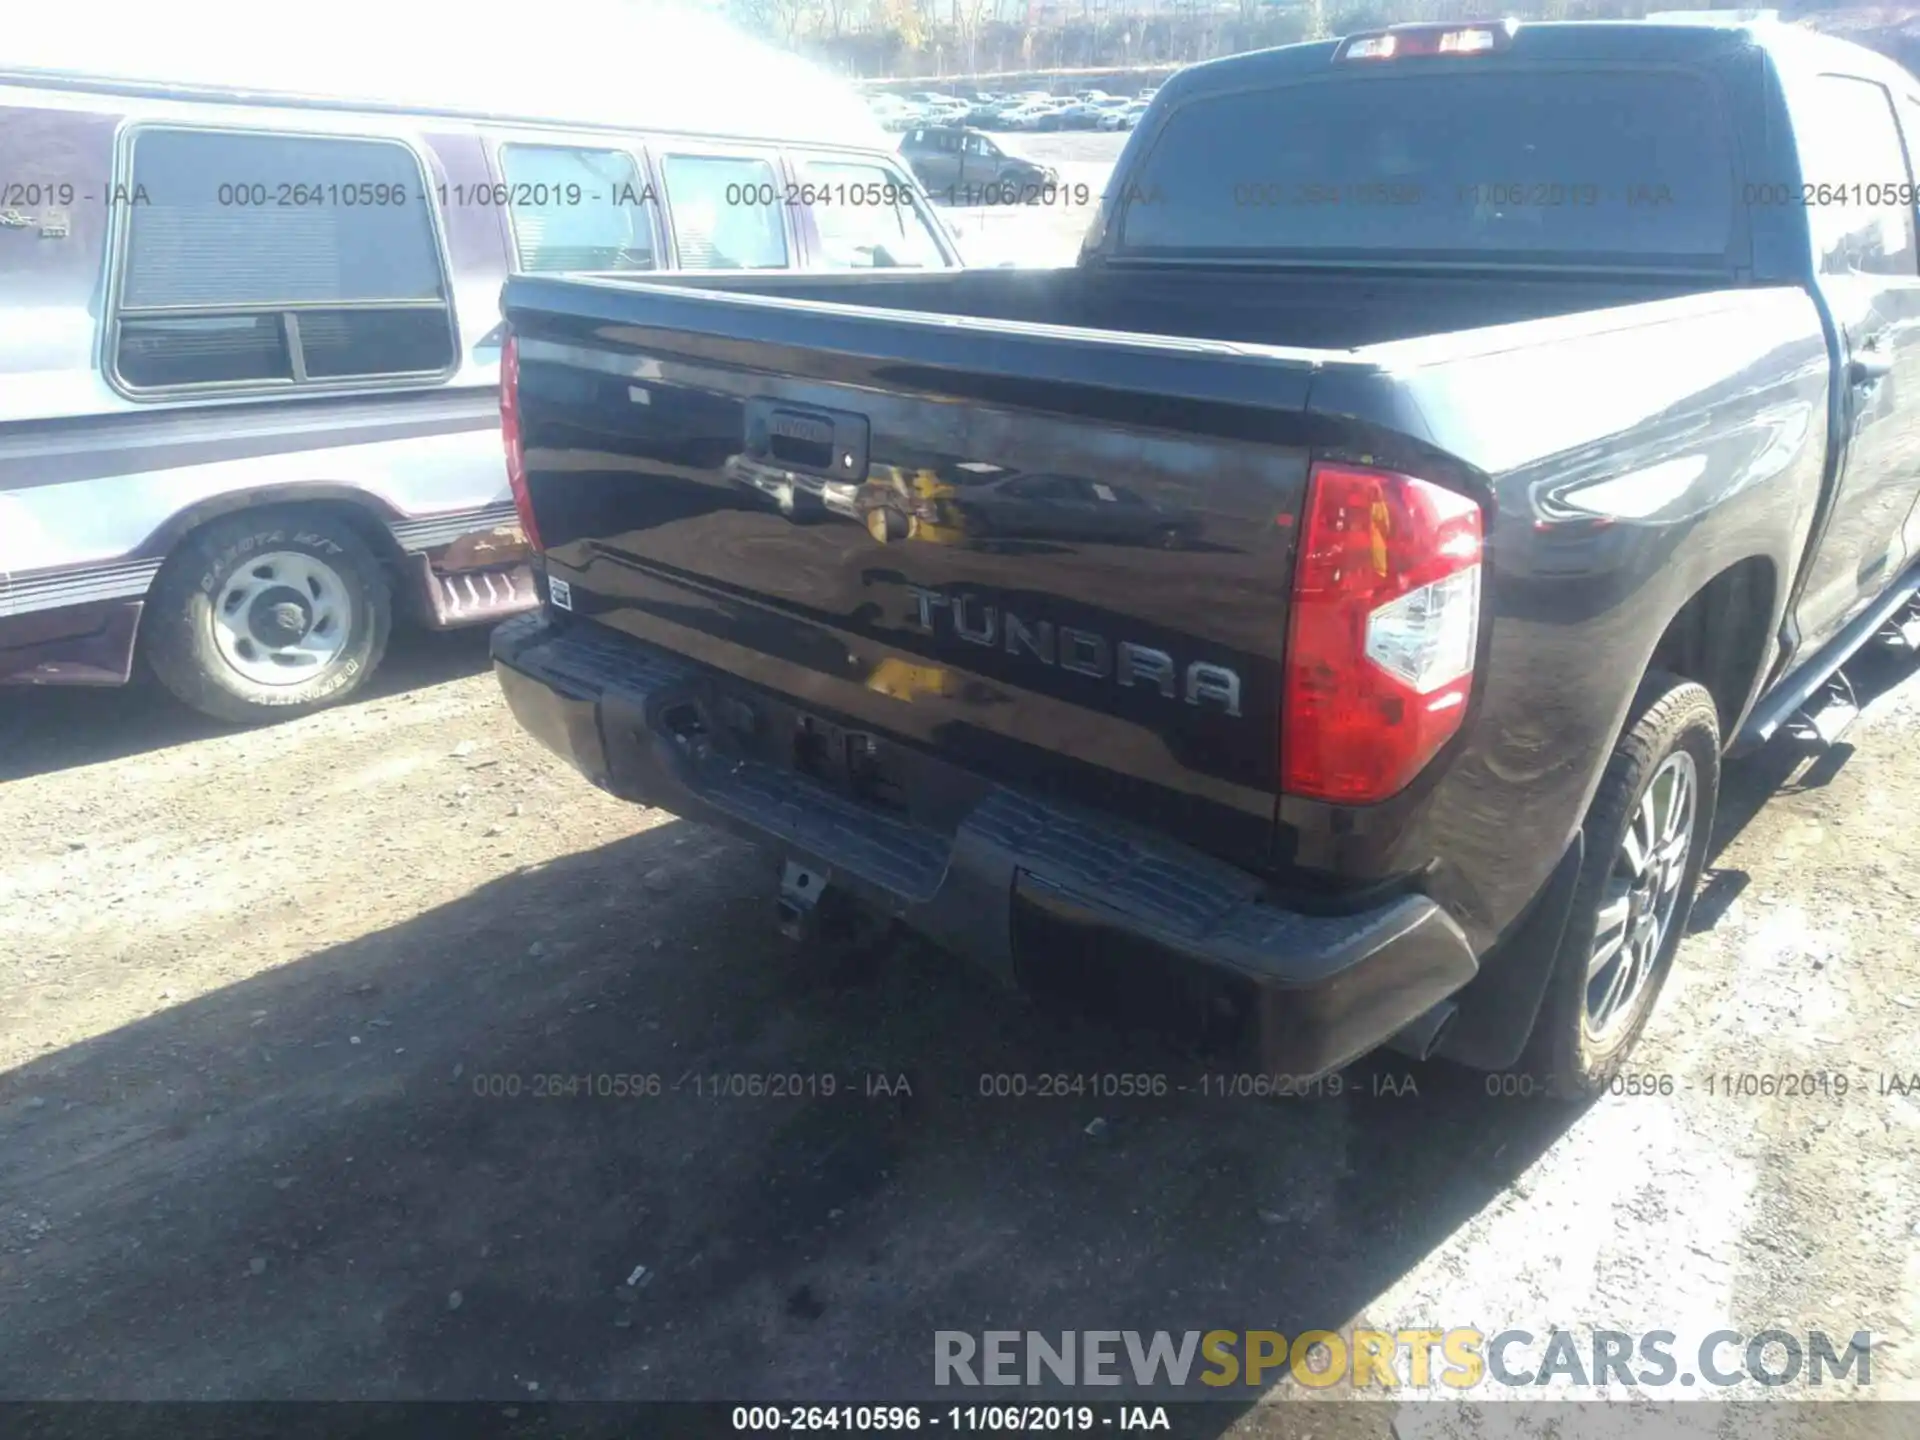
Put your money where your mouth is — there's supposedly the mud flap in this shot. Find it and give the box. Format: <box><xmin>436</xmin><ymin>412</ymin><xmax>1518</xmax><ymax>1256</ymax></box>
<box><xmin>1430</xmin><ymin>832</ymin><xmax>1585</xmax><ymax>1071</ymax></box>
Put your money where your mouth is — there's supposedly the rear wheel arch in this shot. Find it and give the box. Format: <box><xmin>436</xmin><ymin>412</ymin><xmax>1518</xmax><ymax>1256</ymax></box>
<box><xmin>136</xmin><ymin>485</ymin><xmax>407</xmax><ymax>570</ymax></box>
<box><xmin>1645</xmin><ymin>555</ymin><xmax>1778</xmax><ymax>744</ymax></box>
<box><xmin>1435</xmin><ymin>559</ymin><xmax>1774</xmax><ymax>1073</ymax></box>
<box><xmin>133</xmin><ymin>489</ymin><xmax>411</xmax><ymax>662</ymax></box>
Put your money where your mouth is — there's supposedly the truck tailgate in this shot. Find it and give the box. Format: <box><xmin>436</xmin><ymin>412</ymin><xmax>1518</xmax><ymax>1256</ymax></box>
<box><xmin>505</xmin><ymin>276</ymin><xmax>1325</xmax><ymax>871</ymax></box>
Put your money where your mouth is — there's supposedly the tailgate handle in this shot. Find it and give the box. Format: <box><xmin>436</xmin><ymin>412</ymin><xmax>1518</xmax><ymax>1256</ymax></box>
<box><xmin>746</xmin><ymin>400</ymin><xmax>870</xmax><ymax>481</ymax></box>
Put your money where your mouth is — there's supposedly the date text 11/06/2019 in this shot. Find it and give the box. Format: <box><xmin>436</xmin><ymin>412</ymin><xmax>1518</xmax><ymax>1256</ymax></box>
<box><xmin>463</xmin><ymin>1070</ymin><xmax>1412</xmax><ymax>1103</ymax></box>
<box><xmin>730</xmin><ymin>1406</ymin><xmax>1172</xmax><ymax>1432</ymax></box>
<box><xmin>466</xmin><ymin>1071</ymin><xmax>916</xmax><ymax>1100</ymax></box>
<box><xmin>0</xmin><ymin>182</ymin><xmax>660</xmax><ymax>210</ymax></box>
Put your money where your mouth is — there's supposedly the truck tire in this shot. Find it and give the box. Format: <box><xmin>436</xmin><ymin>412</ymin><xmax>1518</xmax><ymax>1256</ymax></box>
<box><xmin>1524</xmin><ymin>671</ymin><xmax>1720</xmax><ymax>1099</ymax></box>
<box><xmin>144</xmin><ymin>508</ymin><xmax>392</xmax><ymax>725</ymax></box>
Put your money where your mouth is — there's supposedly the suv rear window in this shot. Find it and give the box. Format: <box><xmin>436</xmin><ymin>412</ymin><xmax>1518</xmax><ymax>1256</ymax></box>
<box><xmin>1119</xmin><ymin>69</ymin><xmax>1737</xmax><ymax>266</ymax></box>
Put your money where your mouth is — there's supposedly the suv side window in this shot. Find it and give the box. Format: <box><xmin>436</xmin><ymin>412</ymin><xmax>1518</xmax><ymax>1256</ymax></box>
<box><xmin>799</xmin><ymin>158</ymin><xmax>948</xmax><ymax>270</ymax></box>
<box><xmin>112</xmin><ymin>127</ymin><xmax>454</xmax><ymax>393</ymax></box>
<box><xmin>1798</xmin><ymin>76</ymin><xmax>1918</xmax><ymax>277</ymax></box>
<box><xmin>500</xmin><ymin>143</ymin><xmax>657</xmax><ymax>273</ymax></box>
<box><xmin>660</xmin><ymin>153</ymin><xmax>788</xmax><ymax>270</ymax></box>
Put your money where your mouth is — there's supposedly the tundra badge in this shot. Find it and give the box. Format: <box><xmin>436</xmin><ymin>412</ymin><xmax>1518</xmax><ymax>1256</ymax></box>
<box><xmin>905</xmin><ymin>584</ymin><xmax>1241</xmax><ymax>716</ymax></box>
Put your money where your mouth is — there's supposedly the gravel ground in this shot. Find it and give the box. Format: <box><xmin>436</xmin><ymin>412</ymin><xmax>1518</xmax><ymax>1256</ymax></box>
<box><xmin>1</xmin><ymin>615</ymin><xmax>1917</xmax><ymax>1433</ymax></box>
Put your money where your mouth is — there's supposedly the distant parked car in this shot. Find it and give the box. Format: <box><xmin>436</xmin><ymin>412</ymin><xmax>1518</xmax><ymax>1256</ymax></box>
<box><xmin>1099</xmin><ymin>100</ymin><xmax>1149</xmax><ymax>130</ymax></box>
<box><xmin>980</xmin><ymin>93</ymin><xmax>1052</xmax><ymax>128</ymax></box>
<box><xmin>898</xmin><ymin>125</ymin><xmax>1058</xmax><ymax>199</ymax></box>
<box><xmin>869</xmin><ymin>95</ymin><xmax>916</xmax><ymax>131</ymax></box>
<box><xmin>1000</xmin><ymin>100</ymin><xmax>1067</xmax><ymax>130</ymax></box>
<box><xmin>964</xmin><ymin>96</ymin><xmax>1020</xmax><ymax>126</ymax></box>
<box><xmin>1037</xmin><ymin>100</ymin><xmax>1111</xmax><ymax>130</ymax></box>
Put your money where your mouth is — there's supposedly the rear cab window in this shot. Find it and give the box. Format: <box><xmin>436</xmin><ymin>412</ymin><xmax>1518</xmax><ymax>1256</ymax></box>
<box><xmin>795</xmin><ymin>156</ymin><xmax>948</xmax><ymax>270</ymax></box>
<box><xmin>659</xmin><ymin>151</ymin><xmax>790</xmax><ymax>270</ymax></box>
<box><xmin>498</xmin><ymin>142</ymin><xmax>660</xmax><ymax>273</ymax></box>
<box><xmin>110</xmin><ymin>126</ymin><xmax>455</xmax><ymax>394</ymax></box>
<box><xmin>1117</xmin><ymin>68</ymin><xmax>1739</xmax><ymax>267</ymax></box>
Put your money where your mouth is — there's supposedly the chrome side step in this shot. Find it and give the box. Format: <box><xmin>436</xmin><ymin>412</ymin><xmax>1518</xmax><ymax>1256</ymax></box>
<box><xmin>1784</xmin><ymin>671</ymin><xmax>1859</xmax><ymax>747</ymax></box>
<box><xmin>1733</xmin><ymin>562</ymin><xmax>1920</xmax><ymax>755</ymax></box>
<box><xmin>1875</xmin><ymin>593</ymin><xmax>1920</xmax><ymax>653</ymax></box>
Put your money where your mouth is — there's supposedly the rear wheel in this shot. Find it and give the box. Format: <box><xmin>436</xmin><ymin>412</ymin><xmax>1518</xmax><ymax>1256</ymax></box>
<box><xmin>144</xmin><ymin>508</ymin><xmax>392</xmax><ymax>725</ymax></box>
<box><xmin>1522</xmin><ymin>672</ymin><xmax>1720</xmax><ymax>1099</ymax></box>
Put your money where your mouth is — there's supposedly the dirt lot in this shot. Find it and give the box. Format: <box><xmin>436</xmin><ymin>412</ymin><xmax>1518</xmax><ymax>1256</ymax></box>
<box><xmin>2</xmin><ymin>609</ymin><xmax>1918</xmax><ymax>1433</ymax></box>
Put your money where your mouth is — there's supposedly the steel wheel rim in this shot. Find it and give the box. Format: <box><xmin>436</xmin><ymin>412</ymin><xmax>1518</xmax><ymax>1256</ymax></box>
<box><xmin>209</xmin><ymin>550</ymin><xmax>354</xmax><ymax>687</ymax></box>
<box><xmin>1585</xmin><ymin>749</ymin><xmax>1698</xmax><ymax>1043</ymax></box>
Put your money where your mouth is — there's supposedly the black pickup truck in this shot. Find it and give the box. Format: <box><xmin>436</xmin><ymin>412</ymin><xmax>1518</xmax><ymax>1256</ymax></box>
<box><xmin>492</xmin><ymin>18</ymin><xmax>1920</xmax><ymax>1098</ymax></box>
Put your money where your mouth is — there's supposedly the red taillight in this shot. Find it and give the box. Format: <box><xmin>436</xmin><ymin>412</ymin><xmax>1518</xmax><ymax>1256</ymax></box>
<box><xmin>500</xmin><ymin>331</ymin><xmax>542</xmax><ymax>553</ymax></box>
<box><xmin>1281</xmin><ymin>463</ymin><xmax>1484</xmax><ymax>805</ymax></box>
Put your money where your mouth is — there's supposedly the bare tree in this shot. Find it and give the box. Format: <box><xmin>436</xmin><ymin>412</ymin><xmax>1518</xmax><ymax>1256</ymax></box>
<box><xmin>954</xmin><ymin>0</ymin><xmax>993</xmax><ymax>73</ymax></box>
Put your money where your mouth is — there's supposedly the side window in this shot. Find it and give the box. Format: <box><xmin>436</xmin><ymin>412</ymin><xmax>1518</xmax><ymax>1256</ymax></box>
<box><xmin>499</xmin><ymin>144</ymin><xmax>656</xmax><ymax>273</ymax></box>
<box><xmin>964</xmin><ymin>136</ymin><xmax>991</xmax><ymax>158</ymax></box>
<box><xmin>1797</xmin><ymin>76</ymin><xmax>1918</xmax><ymax>277</ymax></box>
<box><xmin>800</xmin><ymin>159</ymin><xmax>947</xmax><ymax>271</ymax></box>
<box><xmin>113</xmin><ymin>127</ymin><xmax>453</xmax><ymax>392</ymax></box>
<box><xmin>660</xmin><ymin>153</ymin><xmax>788</xmax><ymax>270</ymax></box>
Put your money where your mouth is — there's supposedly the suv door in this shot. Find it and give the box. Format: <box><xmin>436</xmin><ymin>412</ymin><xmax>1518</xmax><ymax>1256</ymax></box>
<box><xmin>1786</xmin><ymin>73</ymin><xmax>1920</xmax><ymax>655</ymax></box>
<box><xmin>960</xmin><ymin>133</ymin><xmax>996</xmax><ymax>186</ymax></box>
<box><xmin>903</xmin><ymin>128</ymin><xmax>954</xmax><ymax>190</ymax></box>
